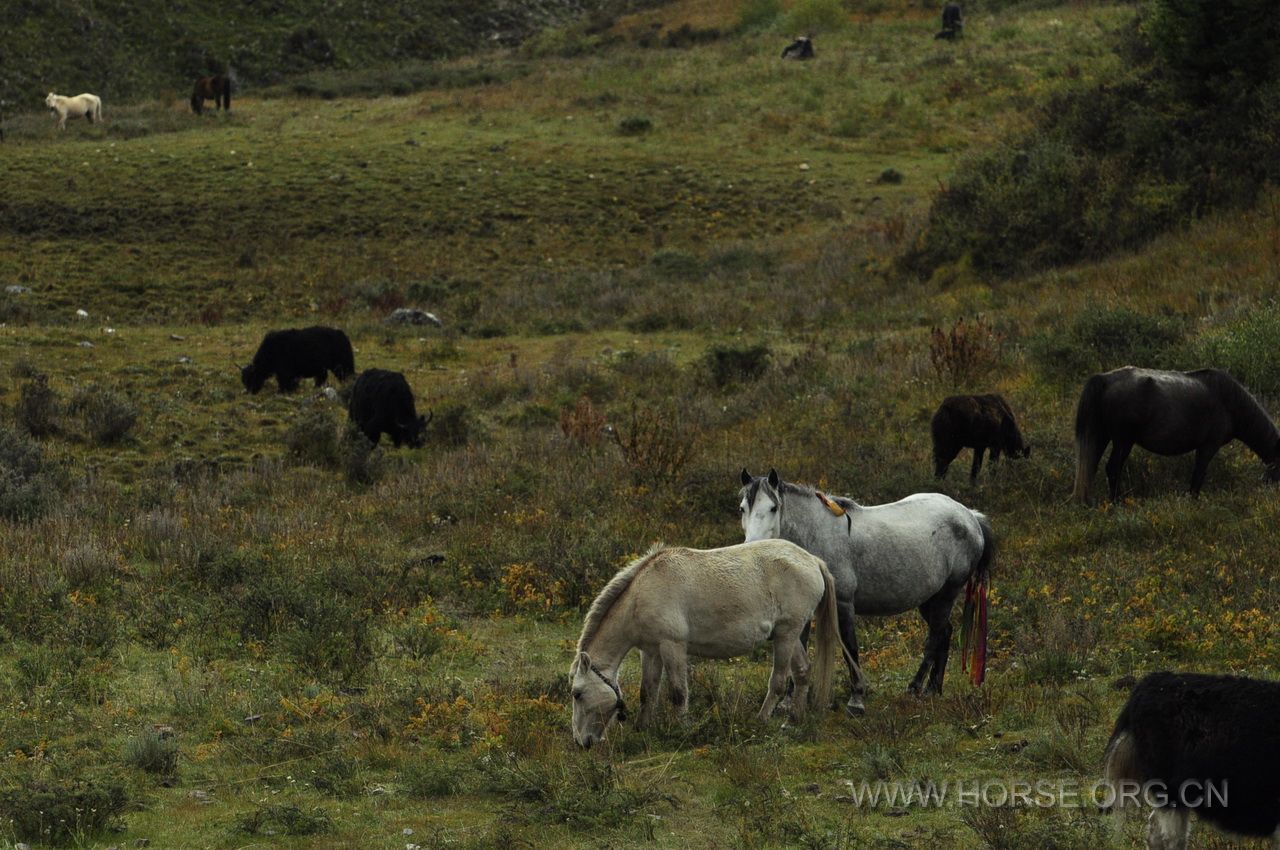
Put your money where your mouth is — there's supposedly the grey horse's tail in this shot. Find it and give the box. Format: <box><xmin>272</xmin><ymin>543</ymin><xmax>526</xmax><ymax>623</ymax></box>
<box><xmin>1073</xmin><ymin>373</ymin><xmax>1110</xmax><ymax>503</ymax></box>
<box><xmin>960</xmin><ymin>513</ymin><xmax>994</xmax><ymax>686</ymax></box>
<box><xmin>811</xmin><ymin>561</ymin><xmax>857</xmax><ymax>710</ymax></box>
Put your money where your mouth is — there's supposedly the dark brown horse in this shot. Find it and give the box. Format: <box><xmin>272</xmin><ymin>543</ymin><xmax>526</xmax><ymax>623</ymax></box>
<box><xmin>1074</xmin><ymin>366</ymin><xmax>1280</xmax><ymax>503</ymax></box>
<box><xmin>191</xmin><ymin>75</ymin><xmax>231</xmax><ymax>115</ymax></box>
<box><xmin>932</xmin><ymin>394</ymin><xmax>1030</xmax><ymax>481</ymax></box>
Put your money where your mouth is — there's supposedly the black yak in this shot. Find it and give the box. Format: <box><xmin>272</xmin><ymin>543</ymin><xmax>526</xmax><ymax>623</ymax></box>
<box><xmin>781</xmin><ymin>36</ymin><xmax>815</xmax><ymax>60</ymax></box>
<box><xmin>348</xmin><ymin>368</ymin><xmax>430</xmax><ymax>448</ymax></box>
<box><xmin>240</xmin><ymin>326</ymin><xmax>355</xmax><ymax>394</ymax></box>
<box><xmin>1104</xmin><ymin>671</ymin><xmax>1280</xmax><ymax>850</ymax></box>
<box><xmin>935</xmin><ymin>4</ymin><xmax>963</xmax><ymax>40</ymax></box>
<box><xmin>931</xmin><ymin>394</ymin><xmax>1030</xmax><ymax>481</ymax></box>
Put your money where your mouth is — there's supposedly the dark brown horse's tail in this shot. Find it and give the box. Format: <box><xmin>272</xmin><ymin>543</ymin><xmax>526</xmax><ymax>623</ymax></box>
<box><xmin>1073</xmin><ymin>373</ymin><xmax>1109</xmax><ymax>503</ymax></box>
<box><xmin>221</xmin><ymin>76</ymin><xmax>231</xmax><ymax>111</ymax></box>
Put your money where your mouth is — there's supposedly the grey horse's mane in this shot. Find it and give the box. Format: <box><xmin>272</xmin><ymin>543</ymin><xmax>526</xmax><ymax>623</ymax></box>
<box><xmin>744</xmin><ymin>477</ymin><xmax>860</xmax><ymax>512</ymax></box>
<box><xmin>577</xmin><ymin>543</ymin><xmax>667</xmax><ymax>653</ymax></box>
<box><xmin>1196</xmin><ymin>368</ymin><xmax>1280</xmax><ymax>456</ymax></box>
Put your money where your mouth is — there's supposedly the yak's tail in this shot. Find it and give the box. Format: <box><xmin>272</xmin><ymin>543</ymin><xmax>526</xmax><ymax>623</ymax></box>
<box><xmin>1073</xmin><ymin>373</ymin><xmax>1109</xmax><ymax>503</ymax></box>
<box><xmin>960</xmin><ymin>512</ymin><xmax>994</xmax><ymax>686</ymax></box>
<box><xmin>811</xmin><ymin>561</ymin><xmax>856</xmax><ymax>710</ymax></box>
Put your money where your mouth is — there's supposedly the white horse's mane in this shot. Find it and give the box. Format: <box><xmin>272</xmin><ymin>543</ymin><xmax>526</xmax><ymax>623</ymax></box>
<box><xmin>576</xmin><ymin>542</ymin><xmax>666</xmax><ymax>654</ymax></box>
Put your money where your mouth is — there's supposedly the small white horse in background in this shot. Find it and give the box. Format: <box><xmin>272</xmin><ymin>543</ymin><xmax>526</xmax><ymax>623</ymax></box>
<box><xmin>46</xmin><ymin>92</ymin><xmax>102</xmax><ymax>130</ymax></box>
<box><xmin>569</xmin><ymin>539</ymin><xmax>855</xmax><ymax>749</ymax></box>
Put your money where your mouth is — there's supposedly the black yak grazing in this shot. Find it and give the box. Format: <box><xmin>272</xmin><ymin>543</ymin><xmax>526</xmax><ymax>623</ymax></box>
<box><xmin>781</xmin><ymin>36</ymin><xmax>815</xmax><ymax>60</ymax></box>
<box><xmin>931</xmin><ymin>394</ymin><xmax>1030</xmax><ymax>481</ymax></box>
<box><xmin>936</xmin><ymin>4</ymin><xmax>963</xmax><ymax>39</ymax></box>
<box><xmin>1104</xmin><ymin>671</ymin><xmax>1280</xmax><ymax>850</ymax></box>
<box><xmin>348</xmin><ymin>368</ymin><xmax>430</xmax><ymax>448</ymax></box>
<box><xmin>240</xmin><ymin>326</ymin><xmax>355</xmax><ymax>394</ymax></box>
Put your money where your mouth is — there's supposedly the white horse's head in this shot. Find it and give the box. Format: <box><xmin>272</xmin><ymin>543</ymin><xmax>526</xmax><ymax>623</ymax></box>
<box><xmin>45</xmin><ymin>93</ymin><xmax>58</xmax><ymax>108</ymax></box>
<box><xmin>569</xmin><ymin>651</ymin><xmax>626</xmax><ymax>749</ymax></box>
<box><xmin>739</xmin><ymin>468</ymin><xmax>783</xmax><ymax>542</ymax></box>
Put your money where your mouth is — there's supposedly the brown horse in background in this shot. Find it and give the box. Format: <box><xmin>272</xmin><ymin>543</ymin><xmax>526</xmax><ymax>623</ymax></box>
<box><xmin>1073</xmin><ymin>366</ymin><xmax>1280</xmax><ymax>503</ymax></box>
<box><xmin>191</xmin><ymin>75</ymin><xmax>231</xmax><ymax>114</ymax></box>
<box><xmin>932</xmin><ymin>394</ymin><xmax>1030</xmax><ymax>482</ymax></box>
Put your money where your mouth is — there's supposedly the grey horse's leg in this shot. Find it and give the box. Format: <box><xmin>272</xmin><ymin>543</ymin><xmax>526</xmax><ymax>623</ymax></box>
<box><xmin>969</xmin><ymin>446</ymin><xmax>986</xmax><ymax>482</ymax></box>
<box><xmin>908</xmin><ymin>603</ymin><xmax>936</xmax><ymax>695</ymax></box>
<box><xmin>637</xmin><ymin>650</ymin><xmax>664</xmax><ymax>729</ymax></box>
<box><xmin>837</xmin><ymin>601</ymin><xmax>866</xmax><ymax>715</ymax></box>
<box><xmin>759</xmin><ymin>628</ymin><xmax>802</xmax><ymax>722</ymax></box>
<box><xmin>1146</xmin><ymin>807</ymin><xmax>1190</xmax><ymax>850</ymax></box>
<box><xmin>659</xmin><ymin>641</ymin><xmax>689</xmax><ymax>716</ymax></box>
<box><xmin>923</xmin><ymin>593</ymin><xmax>959</xmax><ymax>695</ymax></box>
<box><xmin>1189</xmin><ymin>444</ymin><xmax>1220</xmax><ymax>496</ymax></box>
<box><xmin>1106</xmin><ymin>439</ymin><xmax>1135</xmax><ymax>502</ymax></box>
<box><xmin>786</xmin><ymin>634</ymin><xmax>811</xmax><ymax>722</ymax></box>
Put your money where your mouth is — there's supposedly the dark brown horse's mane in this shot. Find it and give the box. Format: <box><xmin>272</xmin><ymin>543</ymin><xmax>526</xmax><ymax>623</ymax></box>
<box><xmin>1195</xmin><ymin>368</ymin><xmax>1280</xmax><ymax>458</ymax></box>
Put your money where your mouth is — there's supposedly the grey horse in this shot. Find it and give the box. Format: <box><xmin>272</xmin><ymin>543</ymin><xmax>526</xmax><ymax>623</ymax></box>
<box><xmin>740</xmin><ymin>469</ymin><xmax>995</xmax><ymax>714</ymax></box>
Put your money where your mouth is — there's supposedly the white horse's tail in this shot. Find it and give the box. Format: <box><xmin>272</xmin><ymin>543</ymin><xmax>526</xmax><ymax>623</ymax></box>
<box><xmin>93</xmin><ymin>97</ymin><xmax>102</xmax><ymax>123</ymax></box>
<box><xmin>811</xmin><ymin>560</ymin><xmax>858</xmax><ymax>709</ymax></box>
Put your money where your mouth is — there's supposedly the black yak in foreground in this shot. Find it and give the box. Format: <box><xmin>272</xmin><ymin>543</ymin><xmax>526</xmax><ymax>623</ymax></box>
<box><xmin>1104</xmin><ymin>671</ymin><xmax>1280</xmax><ymax>850</ymax></box>
<box><xmin>931</xmin><ymin>394</ymin><xmax>1030</xmax><ymax>481</ymax></box>
<box><xmin>240</xmin><ymin>326</ymin><xmax>355</xmax><ymax>393</ymax></box>
<box><xmin>348</xmin><ymin>368</ymin><xmax>430</xmax><ymax>448</ymax></box>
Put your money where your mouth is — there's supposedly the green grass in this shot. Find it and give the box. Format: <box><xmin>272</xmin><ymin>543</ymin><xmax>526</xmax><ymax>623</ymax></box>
<box><xmin>2</xmin><ymin>2</ymin><xmax>1280</xmax><ymax>848</ymax></box>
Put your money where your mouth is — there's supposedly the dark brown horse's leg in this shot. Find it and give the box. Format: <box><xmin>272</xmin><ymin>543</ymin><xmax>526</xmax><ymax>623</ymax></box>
<box><xmin>1106</xmin><ymin>439</ymin><xmax>1134</xmax><ymax>502</ymax></box>
<box><xmin>969</xmin><ymin>446</ymin><xmax>986</xmax><ymax>482</ymax></box>
<box><xmin>1189</xmin><ymin>445</ymin><xmax>1220</xmax><ymax>495</ymax></box>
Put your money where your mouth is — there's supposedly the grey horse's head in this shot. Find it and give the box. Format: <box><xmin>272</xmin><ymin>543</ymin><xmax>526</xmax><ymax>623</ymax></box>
<box><xmin>739</xmin><ymin>468</ymin><xmax>783</xmax><ymax>542</ymax></box>
<box><xmin>569</xmin><ymin>651</ymin><xmax>626</xmax><ymax>749</ymax></box>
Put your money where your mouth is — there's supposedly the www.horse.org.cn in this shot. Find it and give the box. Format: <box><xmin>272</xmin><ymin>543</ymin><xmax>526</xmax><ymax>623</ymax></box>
<box><xmin>842</xmin><ymin>778</ymin><xmax>1227</xmax><ymax>809</ymax></box>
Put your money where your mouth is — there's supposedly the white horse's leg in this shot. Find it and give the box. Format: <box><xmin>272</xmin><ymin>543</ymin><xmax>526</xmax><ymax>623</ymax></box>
<box><xmin>787</xmin><ymin>634</ymin><xmax>811</xmax><ymax>722</ymax></box>
<box><xmin>1145</xmin><ymin>807</ymin><xmax>1189</xmax><ymax>850</ymax></box>
<box><xmin>758</xmin><ymin>633</ymin><xmax>797</xmax><ymax>722</ymax></box>
<box><xmin>637</xmin><ymin>650</ymin><xmax>664</xmax><ymax>729</ymax></box>
<box><xmin>658</xmin><ymin>641</ymin><xmax>689</xmax><ymax>717</ymax></box>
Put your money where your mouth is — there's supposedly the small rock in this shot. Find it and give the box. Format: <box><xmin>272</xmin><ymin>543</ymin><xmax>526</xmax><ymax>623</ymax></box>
<box><xmin>78</xmin><ymin>341</ymin><xmax>94</xmax><ymax>348</ymax></box>
<box><xmin>189</xmin><ymin>790</ymin><xmax>213</xmax><ymax>804</ymax></box>
<box><xmin>385</xmin><ymin>308</ymin><xmax>443</xmax><ymax>327</ymax></box>
<box><xmin>16</xmin><ymin>843</ymin><xmax>31</xmax><ymax>850</ymax></box>
<box><xmin>177</xmin><ymin>355</ymin><xmax>192</xmax><ymax>364</ymax></box>
<box><xmin>5</xmin><ymin>285</ymin><xmax>29</xmax><ymax>295</ymax></box>
<box><xmin>403</xmin><ymin>828</ymin><xmax>414</xmax><ymax>836</ymax></box>
<box><xmin>153</xmin><ymin>724</ymin><xmax>175</xmax><ymax>739</ymax></box>
<box><xmin>243</xmin><ymin>713</ymin><xmax>263</xmax><ymax>725</ymax></box>
<box><xmin>169</xmin><ymin>334</ymin><xmax>185</xmax><ymax>341</ymax></box>
<box><xmin>75</xmin><ymin>308</ymin><xmax>89</xmax><ymax>319</ymax></box>
<box><xmin>321</xmin><ymin>386</ymin><xmax>338</xmax><ymax>401</ymax></box>
<box><xmin>103</xmin><ymin>327</ymin><xmax>115</xmax><ymax>334</ymax></box>
<box><xmin>798</xmin><ymin>162</ymin><xmax>810</xmax><ymax>171</ymax></box>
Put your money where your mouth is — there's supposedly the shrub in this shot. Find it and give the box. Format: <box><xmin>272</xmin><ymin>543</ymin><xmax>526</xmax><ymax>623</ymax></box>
<box><xmin>402</xmin><ymin>756</ymin><xmax>470</xmax><ymax>798</ymax></box>
<box><xmin>66</xmin><ymin>384</ymin><xmax>138</xmax><ymax>445</ymax></box>
<box><xmin>426</xmin><ymin>403</ymin><xmax>472</xmax><ymax>447</ymax></box>
<box><xmin>559</xmin><ymin>396</ymin><xmax>607</xmax><ymax>447</ymax></box>
<box><xmin>0</xmin><ymin>425</ymin><xmax>60</xmax><ymax>521</ymax></box>
<box><xmin>738</xmin><ymin>0</ymin><xmax>784</xmax><ymax>31</ymax></box>
<box><xmin>341</xmin><ymin>423</ymin><xmax>383</xmax><ymax>485</ymax></box>
<box><xmin>649</xmin><ymin>248</ymin><xmax>703</xmax><ymax>281</ymax></box>
<box><xmin>123</xmin><ymin>728</ymin><xmax>179</xmax><ymax>776</ymax></box>
<box><xmin>929</xmin><ymin>317</ymin><xmax>1003</xmax><ymax>387</ymax></box>
<box><xmin>610</xmin><ymin>401</ymin><xmax>697</xmax><ymax>486</ymax></box>
<box><xmin>704</xmin><ymin>344</ymin><xmax>771</xmax><ymax>387</ymax></box>
<box><xmin>236</xmin><ymin>803</ymin><xmax>332</xmax><ymax>836</ymax></box>
<box><xmin>286</xmin><ymin>400</ymin><xmax>341</xmax><ymax>467</ymax></box>
<box><xmin>16</xmin><ymin>373</ymin><xmax>60</xmax><ymax>437</ymax></box>
<box><xmin>0</xmin><ymin>778</ymin><xmax>128</xmax><ymax>844</ymax></box>
<box><xmin>1147</xmin><ymin>0</ymin><xmax>1280</xmax><ymax>89</ymax></box>
<box><xmin>282</xmin><ymin>27</ymin><xmax>336</xmax><ymax>71</ymax></box>
<box><xmin>1187</xmin><ymin>307</ymin><xmax>1280</xmax><ymax>396</ymax></box>
<box><xmin>617</xmin><ymin>116</ymin><xmax>652</xmax><ymax>136</ymax></box>
<box><xmin>1029</xmin><ymin>308</ymin><xmax>1186</xmax><ymax>384</ymax></box>
<box><xmin>785</xmin><ymin>0</ymin><xmax>849</xmax><ymax>35</ymax></box>
<box><xmin>279</xmin><ymin>590</ymin><xmax>374</xmax><ymax>688</ymax></box>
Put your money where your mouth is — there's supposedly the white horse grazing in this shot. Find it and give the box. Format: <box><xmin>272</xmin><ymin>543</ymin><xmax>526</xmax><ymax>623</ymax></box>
<box><xmin>46</xmin><ymin>92</ymin><xmax>102</xmax><ymax>130</ymax></box>
<box><xmin>570</xmin><ymin>540</ymin><xmax>854</xmax><ymax>748</ymax></box>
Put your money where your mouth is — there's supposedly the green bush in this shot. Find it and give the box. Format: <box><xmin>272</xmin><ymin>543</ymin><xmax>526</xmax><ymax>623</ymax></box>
<box><xmin>286</xmin><ymin>400</ymin><xmax>341</xmax><ymax>467</ymax></box>
<box><xmin>617</xmin><ymin>116</ymin><xmax>652</xmax><ymax>136</ymax></box>
<box><xmin>236</xmin><ymin>803</ymin><xmax>332</xmax><ymax>836</ymax></box>
<box><xmin>1029</xmin><ymin>308</ymin><xmax>1187</xmax><ymax>384</ymax></box>
<box><xmin>0</xmin><ymin>425</ymin><xmax>60</xmax><ymax>521</ymax></box>
<box><xmin>16</xmin><ymin>373</ymin><xmax>60</xmax><ymax>437</ymax></box>
<box><xmin>67</xmin><ymin>384</ymin><xmax>138</xmax><ymax>446</ymax></box>
<box><xmin>785</xmin><ymin>0</ymin><xmax>849</xmax><ymax>35</ymax></box>
<box><xmin>738</xmin><ymin>0</ymin><xmax>784</xmax><ymax>31</ymax></box>
<box><xmin>1187</xmin><ymin>308</ymin><xmax>1280</xmax><ymax>396</ymax></box>
<box><xmin>124</xmin><ymin>728</ymin><xmax>179</xmax><ymax>776</ymax></box>
<box><xmin>0</xmin><ymin>778</ymin><xmax>128</xmax><ymax>844</ymax></box>
<box><xmin>704</xmin><ymin>344</ymin><xmax>772</xmax><ymax>387</ymax></box>
<box><xmin>1146</xmin><ymin>0</ymin><xmax>1280</xmax><ymax>88</ymax></box>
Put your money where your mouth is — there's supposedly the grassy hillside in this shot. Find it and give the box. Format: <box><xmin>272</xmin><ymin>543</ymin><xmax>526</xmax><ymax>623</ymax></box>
<box><xmin>3</xmin><ymin>2</ymin><xmax>1280</xmax><ymax>848</ymax></box>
